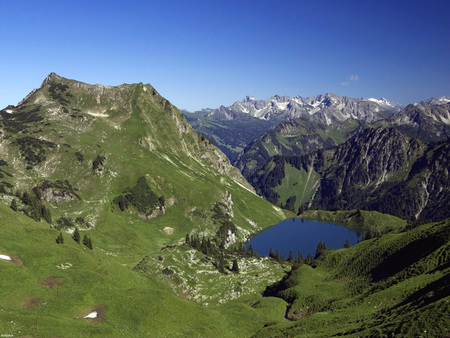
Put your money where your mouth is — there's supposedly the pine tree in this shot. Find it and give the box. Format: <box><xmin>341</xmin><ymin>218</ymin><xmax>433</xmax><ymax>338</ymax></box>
<box><xmin>56</xmin><ymin>232</ymin><xmax>64</xmax><ymax>244</ymax></box>
<box><xmin>158</xmin><ymin>195</ymin><xmax>165</xmax><ymax>207</ymax></box>
<box><xmin>83</xmin><ymin>234</ymin><xmax>89</xmax><ymax>246</ymax></box>
<box><xmin>87</xmin><ymin>237</ymin><xmax>93</xmax><ymax>250</ymax></box>
<box><xmin>247</xmin><ymin>244</ymin><xmax>254</xmax><ymax>255</ymax></box>
<box><xmin>82</xmin><ymin>234</ymin><xmax>93</xmax><ymax>249</ymax></box>
<box><xmin>22</xmin><ymin>191</ymin><xmax>31</xmax><ymax>205</ymax></box>
<box><xmin>344</xmin><ymin>239</ymin><xmax>351</xmax><ymax>248</ymax></box>
<box><xmin>10</xmin><ymin>199</ymin><xmax>17</xmax><ymax>211</ymax></box>
<box><xmin>275</xmin><ymin>249</ymin><xmax>281</xmax><ymax>262</ymax></box>
<box><xmin>231</xmin><ymin>259</ymin><xmax>239</xmax><ymax>273</ymax></box>
<box><xmin>200</xmin><ymin>236</ymin><xmax>208</xmax><ymax>254</ymax></box>
<box><xmin>217</xmin><ymin>254</ymin><xmax>226</xmax><ymax>274</ymax></box>
<box><xmin>72</xmin><ymin>228</ymin><xmax>80</xmax><ymax>243</ymax></box>
<box><xmin>206</xmin><ymin>238</ymin><xmax>213</xmax><ymax>255</ymax></box>
<box><xmin>314</xmin><ymin>241</ymin><xmax>327</xmax><ymax>259</ymax></box>
<box><xmin>297</xmin><ymin>204</ymin><xmax>304</xmax><ymax>216</ymax></box>
<box><xmin>297</xmin><ymin>251</ymin><xmax>305</xmax><ymax>263</ymax></box>
<box><xmin>42</xmin><ymin>205</ymin><xmax>52</xmax><ymax>223</ymax></box>
<box><xmin>269</xmin><ymin>247</ymin><xmax>275</xmax><ymax>258</ymax></box>
<box><xmin>185</xmin><ymin>233</ymin><xmax>190</xmax><ymax>246</ymax></box>
<box><xmin>288</xmin><ymin>250</ymin><xmax>294</xmax><ymax>262</ymax></box>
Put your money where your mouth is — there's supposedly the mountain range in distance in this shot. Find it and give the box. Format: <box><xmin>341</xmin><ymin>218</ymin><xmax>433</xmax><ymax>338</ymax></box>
<box><xmin>184</xmin><ymin>93</ymin><xmax>450</xmax><ymax>162</ymax></box>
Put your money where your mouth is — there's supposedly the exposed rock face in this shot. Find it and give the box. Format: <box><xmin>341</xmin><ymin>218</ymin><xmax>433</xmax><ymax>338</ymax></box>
<box><xmin>250</xmin><ymin>127</ymin><xmax>450</xmax><ymax>221</ymax></box>
<box><xmin>326</xmin><ymin>128</ymin><xmax>421</xmax><ymax>188</ymax></box>
<box><xmin>186</xmin><ymin>93</ymin><xmax>395</xmax><ymax>162</ymax></box>
<box><xmin>390</xmin><ymin>103</ymin><xmax>450</xmax><ymax>142</ymax></box>
<box><xmin>42</xmin><ymin>188</ymin><xmax>76</xmax><ymax>203</ymax></box>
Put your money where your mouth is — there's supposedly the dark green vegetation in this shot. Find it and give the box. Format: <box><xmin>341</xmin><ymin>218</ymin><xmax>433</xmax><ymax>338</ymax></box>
<box><xmin>0</xmin><ymin>73</ymin><xmax>448</xmax><ymax>336</ymax></box>
<box><xmin>250</xmin><ymin>127</ymin><xmax>450</xmax><ymax>221</ymax></box>
<box><xmin>113</xmin><ymin>176</ymin><xmax>163</xmax><ymax>215</ymax></box>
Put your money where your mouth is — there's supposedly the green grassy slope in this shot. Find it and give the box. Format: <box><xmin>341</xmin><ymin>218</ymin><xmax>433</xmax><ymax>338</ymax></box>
<box><xmin>0</xmin><ymin>74</ymin><xmax>292</xmax><ymax>336</ymax></box>
<box><xmin>254</xmin><ymin>220</ymin><xmax>450</xmax><ymax>337</ymax></box>
<box><xmin>0</xmin><ymin>204</ymin><xmax>290</xmax><ymax>337</ymax></box>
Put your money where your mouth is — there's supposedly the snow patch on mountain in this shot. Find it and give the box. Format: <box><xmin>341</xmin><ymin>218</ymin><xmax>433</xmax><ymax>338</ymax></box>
<box><xmin>366</xmin><ymin>98</ymin><xmax>404</xmax><ymax>113</ymax></box>
<box><xmin>215</xmin><ymin>93</ymin><xmax>393</xmax><ymax>125</ymax></box>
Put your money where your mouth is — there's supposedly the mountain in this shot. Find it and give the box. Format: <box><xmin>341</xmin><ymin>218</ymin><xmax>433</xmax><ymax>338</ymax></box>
<box><xmin>366</xmin><ymin>97</ymin><xmax>404</xmax><ymax>113</ymax></box>
<box><xmin>234</xmin><ymin>118</ymin><xmax>367</xmax><ymax>178</ymax></box>
<box><xmin>185</xmin><ymin>93</ymin><xmax>397</xmax><ymax>161</ymax></box>
<box><xmin>249</xmin><ymin>127</ymin><xmax>450</xmax><ymax>221</ymax></box>
<box><xmin>389</xmin><ymin>102</ymin><xmax>450</xmax><ymax>142</ymax></box>
<box><xmin>0</xmin><ymin>73</ymin><xmax>293</xmax><ymax>336</ymax></box>
<box><xmin>234</xmin><ymin>99</ymin><xmax>449</xmax><ymax>183</ymax></box>
<box><xmin>420</xmin><ymin>95</ymin><xmax>450</xmax><ymax>105</ymax></box>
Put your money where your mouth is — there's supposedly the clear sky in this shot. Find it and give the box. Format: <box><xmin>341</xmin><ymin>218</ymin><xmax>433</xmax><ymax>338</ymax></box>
<box><xmin>1</xmin><ymin>0</ymin><xmax>449</xmax><ymax>111</ymax></box>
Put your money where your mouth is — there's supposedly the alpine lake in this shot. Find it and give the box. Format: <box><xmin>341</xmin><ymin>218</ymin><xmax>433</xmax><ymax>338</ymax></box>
<box><xmin>245</xmin><ymin>218</ymin><xmax>365</xmax><ymax>258</ymax></box>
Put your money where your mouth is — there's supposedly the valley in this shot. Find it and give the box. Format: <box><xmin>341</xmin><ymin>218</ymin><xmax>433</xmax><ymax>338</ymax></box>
<box><xmin>0</xmin><ymin>74</ymin><xmax>448</xmax><ymax>336</ymax></box>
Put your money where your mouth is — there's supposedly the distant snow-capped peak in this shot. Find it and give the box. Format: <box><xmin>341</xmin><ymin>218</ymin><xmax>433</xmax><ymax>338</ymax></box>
<box><xmin>419</xmin><ymin>96</ymin><xmax>450</xmax><ymax>105</ymax></box>
<box><xmin>366</xmin><ymin>98</ymin><xmax>404</xmax><ymax>113</ymax></box>
<box><xmin>243</xmin><ymin>95</ymin><xmax>256</xmax><ymax>102</ymax></box>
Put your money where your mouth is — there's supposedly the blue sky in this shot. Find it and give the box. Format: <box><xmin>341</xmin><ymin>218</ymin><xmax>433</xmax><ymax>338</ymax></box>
<box><xmin>1</xmin><ymin>0</ymin><xmax>449</xmax><ymax>111</ymax></box>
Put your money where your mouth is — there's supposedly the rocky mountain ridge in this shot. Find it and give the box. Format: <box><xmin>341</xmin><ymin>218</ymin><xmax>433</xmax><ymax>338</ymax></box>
<box><xmin>249</xmin><ymin>127</ymin><xmax>450</xmax><ymax>221</ymax></box>
<box><xmin>216</xmin><ymin>93</ymin><xmax>395</xmax><ymax>124</ymax></box>
<box><xmin>419</xmin><ymin>95</ymin><xmax>450</xmax><ymax>105</ymax></box>
<box><xmin>390</xmin><ymin>102</ymin><xmax>450</xmax><ymax>142</ymax></box>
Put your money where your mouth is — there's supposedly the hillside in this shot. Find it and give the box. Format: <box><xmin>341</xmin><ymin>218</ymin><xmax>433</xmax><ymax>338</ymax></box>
<box><xmin>234</xmin><ymin>101</ymin><xmax>450</xmax><ymax>183</ymax></box>
<box><xmin>0</xmin><ymin>73</ymin><xmax>292</xmax><ymax>336</ymax></box>
<box><xmin>257</xmin><ymin>219</ymin><xmax>450</xmax><ymax>337</ymax></box>
<box><xmin>389</xmin><ymin>102</ymin><xmax>450</xmax><ymax>142</ymax></box>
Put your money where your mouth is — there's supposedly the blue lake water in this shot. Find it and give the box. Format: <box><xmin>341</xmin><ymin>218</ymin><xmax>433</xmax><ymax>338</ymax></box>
<box><xmin>245</xmin><ymin>218</ymin><xmax>365</xmax><ymax>258</ymax></box>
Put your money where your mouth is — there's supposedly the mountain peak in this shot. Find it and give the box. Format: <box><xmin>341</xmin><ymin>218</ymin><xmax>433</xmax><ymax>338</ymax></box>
<box><xmin>419</xmin><ymin>96</ymin><xmax>450</xmax><ymax>105</ymax></box>
<box><xmin>243</xmin><ymin>95</ymin><xmax>256</xmax><ymax>102</ymax></box>
<box><xmin>41</xmin><ymin>72</ymin><xmax>63</xmax><ymax>86</ymax></box>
